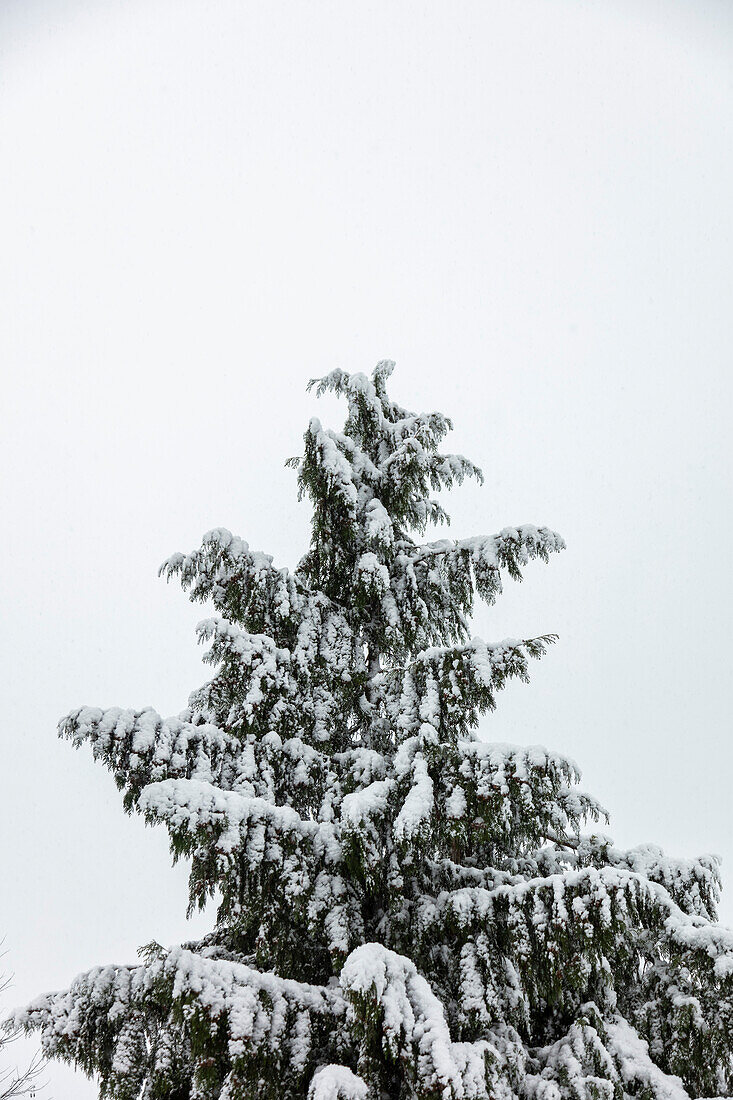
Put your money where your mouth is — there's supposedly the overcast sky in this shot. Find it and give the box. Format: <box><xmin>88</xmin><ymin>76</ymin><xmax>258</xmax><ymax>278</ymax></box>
<box><xmin>1</xmin><ymin>2</ymin><xmax>732</xmax><ymax>1096</ymax></box>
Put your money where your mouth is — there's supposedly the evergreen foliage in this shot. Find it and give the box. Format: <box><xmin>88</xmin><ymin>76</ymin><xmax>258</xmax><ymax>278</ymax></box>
<box><xmin>16</xmin><ymin>363</ymin><xmax>733</xmax><ymax>1099</ymax></box>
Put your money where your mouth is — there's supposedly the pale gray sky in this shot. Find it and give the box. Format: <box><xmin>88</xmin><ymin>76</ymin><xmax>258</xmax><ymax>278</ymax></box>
<box><xmin>1</xmin><ymin>3</ymin><xmax>732</xmax><ymax>1097</ymax></box>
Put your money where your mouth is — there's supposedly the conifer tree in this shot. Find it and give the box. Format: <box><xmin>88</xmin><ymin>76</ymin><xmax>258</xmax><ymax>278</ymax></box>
<box><xmin>16</xmin><ymin>362</ymin><xmax>733</xmax><ymax>1099</ymax></box>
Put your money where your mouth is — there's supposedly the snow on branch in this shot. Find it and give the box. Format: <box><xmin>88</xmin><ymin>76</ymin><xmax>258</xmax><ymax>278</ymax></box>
<box><xmin>341</xmin><ymin>943</ymin><xmax>491</xmax><ymax>1100</ymax></box>
<box><xmin>160</xmin><ymin>526</ymin><xmax>303</xmax><ymax>636</ymax></box>
<box><xmin>525</xmin><ymin>1008</ymin><xmax>691</xmax><ymax>1100</ymax></box>
<box><xmin>58</xmin><ymin>705</ymin><xmax>240</xmax><ymax>809</ymax></box>
<box><xmin>188</xmin><ymin>613</ymin><xmax>362</xmax><ymax>744</ymax></box>
<box><xmin>385</xmin><ymin>635</ymin><xmax>557</xmax><ymax>740</ymax></box>
<box><xmin>139</xmin><ymin>778</ymin><xmax>342</xmax><ymax>909</ymax></box>
<box><xmin>409</xmin><ymin>523</ymin><xmax>565</xmax><ymax>603</ymax></box>
<box><xmin>416</xmin><ymin>863</ymin><xmax>733</xmax><ymax>1022</ymax></box>
<box><xmin>555</xmin><ymin>837</ymin><xmax>723</xmax><ymax>922</ymax></box>
<box><xmin>307</xmin><ymin>1065</ymin><xmax>368</xmax><ymax>1100</ymax></box>
<box><xmin>14</xmin><ymin>948</ymin><xmax>344</xmax><ymax>1100</ymax></box>
<box><xmin>434</xmin><ymin>739</ymin><xmax>606</xmax><ymax>862</ymax></box>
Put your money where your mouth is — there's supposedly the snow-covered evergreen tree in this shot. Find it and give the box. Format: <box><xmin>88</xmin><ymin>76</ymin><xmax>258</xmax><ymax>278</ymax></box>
<box><xmin>16</xmin><ymin>362</ymin><xmax>733</xmax><ymax>1099</ymax></box>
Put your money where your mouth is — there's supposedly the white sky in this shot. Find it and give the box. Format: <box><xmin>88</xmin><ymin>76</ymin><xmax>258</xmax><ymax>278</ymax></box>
<box><xmin>1</xmin><ymin>3</ymin><xmax>732</xmax><ymax>1097</ymax></box>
